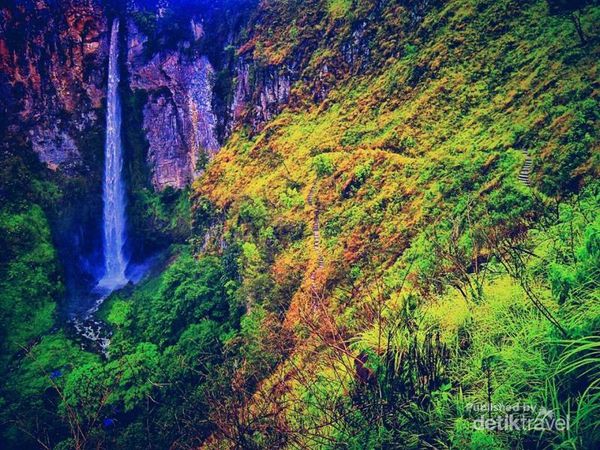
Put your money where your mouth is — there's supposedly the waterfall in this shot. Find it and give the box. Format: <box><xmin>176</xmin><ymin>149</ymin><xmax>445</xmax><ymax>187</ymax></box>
<box><xmin>99</xmin><ymin>18</ymin><xmax>128</xmax><ymax>290</ymax></box>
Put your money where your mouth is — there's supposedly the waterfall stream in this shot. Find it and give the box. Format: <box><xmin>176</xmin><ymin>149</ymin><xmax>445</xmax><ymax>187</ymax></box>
<box><xmin>68</xmin><ymin>18</ymin><xmax>128</xmax><ymax>354</ymax></box>
<box><xmin>99</xmin><ymin>17</ymin><xmax>128</xmax><ymax>290</ymax></box>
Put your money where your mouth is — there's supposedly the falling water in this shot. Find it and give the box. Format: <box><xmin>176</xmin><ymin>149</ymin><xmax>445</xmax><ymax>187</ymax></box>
<box><xmin>99</xmin><ymin>18</ymin><xmax>128</xmax><ymax>290</ymax></box>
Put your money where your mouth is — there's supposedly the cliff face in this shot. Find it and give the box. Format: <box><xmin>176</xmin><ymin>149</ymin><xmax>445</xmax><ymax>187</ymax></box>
<box><xmin>0</xmin><ymin>0</ymin><xmax>292</xmax><ymax>190</ymax></box>
<box><xmin>227</xmin><ymin>0</ymin><xmax>434</xmax><ymax>132</ymax></box>
<box><xmin>0</xmin><ymin>0</ymin><xmax>108</xmax><ymax>173</ymax></box>
<box><xmin>0</xmin><ymin>1</ymin><xmax>235</xmax><ymax>190</ymax></box>
<box><xmin>2</xmin><ymin>0</ymin><xmax>423</xmax><ymax>186</ymax></box>
<box><xmin>230</xmin><ymin>57</ymin><xmax>291</xmax><ymax>132</ymax></box>
<box><xmin>127</xmin><ymin>20</ymin><xmax>219</xmax><ymax>190</ymax></box>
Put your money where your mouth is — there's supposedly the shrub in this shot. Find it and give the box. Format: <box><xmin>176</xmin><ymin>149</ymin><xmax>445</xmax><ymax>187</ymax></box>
<box><xmin>312</xmin><ymin>154</ymin><xmax>335</xmax><ymax>177</ymax></box>
<box><xmin>238</xmin><ymin>197</ymin><xmax>269</xmax><ymax>230</ymax></box>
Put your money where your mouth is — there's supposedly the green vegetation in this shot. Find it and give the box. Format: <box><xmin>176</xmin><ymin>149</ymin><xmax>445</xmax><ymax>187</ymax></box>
<box><xmin>1</xmin><ymin>245</ymin><xmax>244</xmax><ymax>448</ymax></box>
<box><xmin>0</xmin><ymin>0</ymin><xmax>598</xmax><ymax>448</ymax></box>
<box><xmin>312</xmin><ymin>154</ymin><xmax>336</xmax><ymax>177</ymax></box>
<box><xmin>327</xmin><ymin>0</ymin><xmax>352</xmax><ymax>19</ymax></box>
<box><xmin>191</xmin><ymin>0</ymin><xmax>599</xmax><ymax>448</ymax></box>
<box><xmin>0</xmin><ymin>205</ymin><xmax>61</xmax><ymax>357</ymax></box>
<box><xmin>122</xmin><ymin>89</ymin><xmax>192</xmax><ymax>255</ymax></box>
<box><xmin>0</xmin><ymin>140</ymin><xmax>64</xmax><ymax>364</ymax></box>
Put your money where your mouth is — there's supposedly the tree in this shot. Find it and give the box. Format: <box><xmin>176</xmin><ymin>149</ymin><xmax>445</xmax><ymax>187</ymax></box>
<box><xmin>547</xmin><ymin>0</ymin><xmax>591</xmax><ymax>45</ymax></box>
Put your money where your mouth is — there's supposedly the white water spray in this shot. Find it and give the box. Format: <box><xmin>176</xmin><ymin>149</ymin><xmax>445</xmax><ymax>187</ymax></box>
<box><xmin>99</xmin><ymin>18</ymin><xmax>128</xmax><ymax>290</ymax></box>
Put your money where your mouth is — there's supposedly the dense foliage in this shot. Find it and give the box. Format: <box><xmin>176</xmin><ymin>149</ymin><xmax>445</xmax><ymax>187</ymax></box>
<box><xmin>0</xmin><ymin>0</ymin><xmax>598</xmax><ymax>449</ymax></box>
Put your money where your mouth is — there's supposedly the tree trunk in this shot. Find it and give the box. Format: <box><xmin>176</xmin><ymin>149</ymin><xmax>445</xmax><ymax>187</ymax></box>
<box><xmin>571</xmin><ymin>12</ymin><xmax>586</xmax><ymax>45</ymax></box>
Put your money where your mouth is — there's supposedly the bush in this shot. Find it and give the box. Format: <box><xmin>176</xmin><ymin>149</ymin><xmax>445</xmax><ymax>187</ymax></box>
<box><xmin>312</xmin><ymin>154</ymin><xmax>335</xmax><ymax>177</ymax></box>
<box><xmin>238</xmin><ymin>197</ymin><xmax>269</xmax><ymax>230</ymax></box>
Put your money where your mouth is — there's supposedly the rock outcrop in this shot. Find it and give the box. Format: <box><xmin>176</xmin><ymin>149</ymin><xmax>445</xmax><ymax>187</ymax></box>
<box><xmin>227</xmin><ymin>0</ymin><xmax>436</xmax><ymax>132</ymax></box>
<box><xmin>0</xmin><ymin>0</ymin><xmax>108</xmax><ymax>172</ymax></box>
<box><xmin>1</xmin><ymin>1</ymin><xmax>256</xmax><ymax>186</ymax></box>
<box><xmin>127</xmin><ymin>20</ymin><xmax>219</xmax><ymax>190</ymax></box>
<box><xmin>231</xmin><ymin>56</ymin><xmax>291</xmax><ymax>132</ymax></box>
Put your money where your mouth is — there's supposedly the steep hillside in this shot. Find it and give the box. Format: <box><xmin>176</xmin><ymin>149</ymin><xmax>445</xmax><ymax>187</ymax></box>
<box><xmin>191</xmin><ymin>0</ymin><xmax>599</xmax><ymax>448</ymax></box>
<box><xmin>0</xmin><ymin>0</ymin><xmax>598</xmax><ymax>449</ymax></box>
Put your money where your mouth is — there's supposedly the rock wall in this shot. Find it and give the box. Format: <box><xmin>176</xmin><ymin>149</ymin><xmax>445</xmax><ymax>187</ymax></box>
<box><xmin>127</xmin><ymin>19</ymin><xmax>219</xmax><ymax>190</ymax></box>
<box><xmin>230</xmin><ymin>57</ymin><xmax>291</xmax><ymax>132</ymax></box>
<box><xmin>0</xmin><ymin>1</ymin><xmax>225</xmax><ymax>190</ymax></box>
<box><xmin>0</xmin><ymin>0</ymin><xmax>264</xmax><ymax>188</ymax></box>
<box><xmin>0</xmin><ymin>0</ymin><xmax>108</xmax><ymax>173</ymax></box>
<box><xmin>227</xmin><ymin>0</ymin><xmax>436</xmax><ymax>132</ymax></box>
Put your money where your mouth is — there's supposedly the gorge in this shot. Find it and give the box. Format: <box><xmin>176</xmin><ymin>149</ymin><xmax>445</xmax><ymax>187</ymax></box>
<box><xmin>0</xmin><ymin>1</ymin><xmax>598</xmax><ymax>449</ymax></box>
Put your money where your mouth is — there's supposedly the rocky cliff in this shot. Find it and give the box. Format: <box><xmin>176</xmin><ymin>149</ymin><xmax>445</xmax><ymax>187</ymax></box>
<box><xmin>227</xmin><ymin>0</ymin><xmax>435</xmax><ymax>132</ymax></box>
<box><xmin>127</xmin><ymin>19</ymin><xmax>219</xmax><ymax>190</ymax></box>
<box><xmin>0</xmin><ymin>0</ymin><xmax>108</xmax><ymax>173</ymax></box>
<box><xmin>0</xmin><ymin>0</ymin><xmax>241</xmax><ymax>190</ymax></box>
<box><xmin>0</xmin><ymin>0</ymin><xmax>300</xmax><ymax>190</ymax></box>
<box><xmin>230</xmin><ymin>56</ymin><xmax>291</xmax><ymax>132</ymax></box>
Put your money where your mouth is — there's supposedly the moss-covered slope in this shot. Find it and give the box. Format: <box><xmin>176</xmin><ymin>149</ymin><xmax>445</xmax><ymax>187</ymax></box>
<box><xmin>192</xmin><ymin>0</ymin><xmax>599</xmax><ymax>447</ymax></box>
